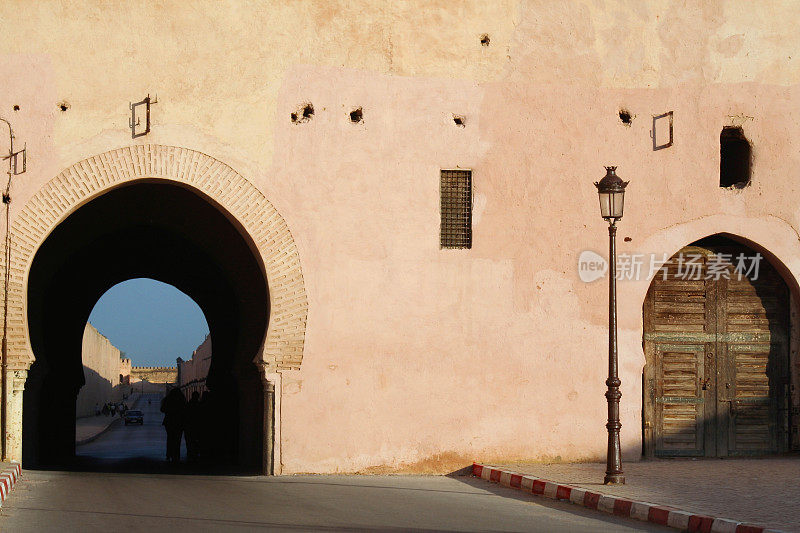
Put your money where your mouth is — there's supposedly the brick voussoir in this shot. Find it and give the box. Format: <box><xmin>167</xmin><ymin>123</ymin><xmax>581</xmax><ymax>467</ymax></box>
<box><xmin>0</xmin><ymin>462</ymin><xmax>21</xmax><ymax>507</ymax></box>
<box><xmin>471</xmin><ymin>463</ymin><xmax>782</xmax><ymax>533</ymax></box>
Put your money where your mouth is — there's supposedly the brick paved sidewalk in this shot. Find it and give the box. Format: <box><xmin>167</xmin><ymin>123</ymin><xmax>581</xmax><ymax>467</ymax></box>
<box><xmin>487</xmin><ymin>458</ymin><xmax>800</xmax><ymax>532</ymax></box>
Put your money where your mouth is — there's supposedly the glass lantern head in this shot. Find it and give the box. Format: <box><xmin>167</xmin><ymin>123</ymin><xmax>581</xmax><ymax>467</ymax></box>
<box><xmin>594</xmin><ymin>166</ymin><xmax>629</xmax><ymax>220</ymax></box>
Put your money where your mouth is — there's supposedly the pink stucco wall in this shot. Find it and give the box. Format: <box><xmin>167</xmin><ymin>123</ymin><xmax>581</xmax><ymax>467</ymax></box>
<box><xmin>2</xmin><ymin>1</ymin><xmax>800</xmax><ymax>472</ymax></box>
<box><xmin>76</xmin><ymin>324</ymin><xmax>125</xmax><ymax>418</ymax></box>
<box><xmin>178</xmin><ymin>335</ymin><xmax>211</xmax><ymax>398</ymax></box>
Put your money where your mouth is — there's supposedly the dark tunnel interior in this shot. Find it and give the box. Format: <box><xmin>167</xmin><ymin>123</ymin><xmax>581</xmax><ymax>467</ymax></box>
<box><xmin>23</xmin><ymin>180</ymin><xmax>269</xmax><ymax>473</ymax></box>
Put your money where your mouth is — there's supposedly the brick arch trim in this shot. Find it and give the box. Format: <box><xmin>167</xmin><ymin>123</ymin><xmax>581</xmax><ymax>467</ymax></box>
<box><xmin>3</xmin><ymin>144</ymin><xmax>307</xmax><ymax>371</ymax></box>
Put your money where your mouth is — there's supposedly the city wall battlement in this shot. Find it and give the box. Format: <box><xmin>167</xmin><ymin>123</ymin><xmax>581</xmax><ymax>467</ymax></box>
<box><xmin>130</xmin><ymin>366</ymin><xmax>178</xmax><ymax>384</ymax></box>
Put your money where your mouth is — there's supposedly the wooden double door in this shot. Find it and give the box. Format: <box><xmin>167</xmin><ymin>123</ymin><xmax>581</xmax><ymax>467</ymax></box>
<box><xmin>643</xmin><ymin>239</ymin><xmax>790</xmax><ymax>457</ymax></box>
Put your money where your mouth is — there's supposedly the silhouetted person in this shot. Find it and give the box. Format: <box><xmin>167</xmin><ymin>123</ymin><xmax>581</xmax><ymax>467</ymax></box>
<box><xmin>160</xmin><ymin>388</ymin><xmax>186</xmax><ymax>463</ymax></box>
<box><xmin>198</xmin><ymin>391</ymin><xmax>213</xmax><ymax>463</ymax></box>
<box><xmin>185</xmin><ymin>391</ymin><xmax>202</xmax><ymax>463</ymax></box>
<box><xmin>205</xmin><ymin>373</ymin><xmax>239</xmax><ymax>464</ymax></box>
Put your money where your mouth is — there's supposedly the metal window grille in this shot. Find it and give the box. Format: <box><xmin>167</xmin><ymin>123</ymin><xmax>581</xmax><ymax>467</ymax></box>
<box><xmin>440</xmin><ymin>169</ymin><xmax>472</xmax><ymax>249</ymax></box>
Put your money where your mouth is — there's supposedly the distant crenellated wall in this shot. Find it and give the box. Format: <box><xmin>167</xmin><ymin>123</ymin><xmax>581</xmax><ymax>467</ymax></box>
<box><xmin>130</xmin><ymin>366</ymin><xmax>178</xmax><ymax>384</ymax></box>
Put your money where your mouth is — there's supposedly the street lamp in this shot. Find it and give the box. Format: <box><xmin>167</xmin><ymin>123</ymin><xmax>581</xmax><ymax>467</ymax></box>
<box><xmin>594</xmin><ymin>166</ymin><xmax>628</xmax><ymax>485</ymax></box>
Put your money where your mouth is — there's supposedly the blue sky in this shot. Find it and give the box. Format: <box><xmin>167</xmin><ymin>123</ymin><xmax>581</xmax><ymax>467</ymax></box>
<box><xmin>87</xmin><ymin>278</ymin><xmax>209</xmax><ymax>367</ymax></box>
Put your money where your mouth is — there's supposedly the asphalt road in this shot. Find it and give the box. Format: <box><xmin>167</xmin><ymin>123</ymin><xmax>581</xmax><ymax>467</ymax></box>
<box><xmin>0</xmin><ymin>393</ymin><xmax>672</xmax><ymax>532</ymax></box>
<box><xmin>2</xmin><ymin>471</ymin><xmax>674</xmax><ymax>533</ymax></box>
<box><xmin>73</xmin><ymin>392</ymin><xmax>187</xmax><ymax>472</ymax></box>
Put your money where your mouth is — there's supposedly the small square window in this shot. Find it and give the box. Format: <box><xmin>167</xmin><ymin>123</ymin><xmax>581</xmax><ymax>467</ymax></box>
<box><xmin>440</xmin><ymin>169</ymin><xmax>472</xmax><ymax>249</ymax></box>
<box><xmin>720</xmin><ymin>126</ymin><xmax>751</xmax><ymax>188</ymax></box>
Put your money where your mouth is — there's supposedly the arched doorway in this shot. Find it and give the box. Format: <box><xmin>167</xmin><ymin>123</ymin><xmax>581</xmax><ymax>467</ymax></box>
<box><xmin>643</xmin><ymin>235</ymin><xmax>791</xmax><ymax>457</ymax></box>
<box><xmin>0</xmin><ymin>145</ymin><xmax>308</xmax><ymax>471</ymax></box>
<box><xmin>23</xmin><ymin>181</ymin><xmax>269</xmax><ymax>471</ymax></box>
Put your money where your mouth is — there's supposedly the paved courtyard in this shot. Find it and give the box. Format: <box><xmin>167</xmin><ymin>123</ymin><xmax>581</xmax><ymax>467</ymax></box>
<box><xmin>490</xmin><ymin>458</ymin><xmax>800</xmax><ymax>532</ymax></box>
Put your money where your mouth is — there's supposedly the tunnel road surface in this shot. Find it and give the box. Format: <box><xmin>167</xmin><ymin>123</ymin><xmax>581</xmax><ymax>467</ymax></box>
<box><xmin>73</xmin><ymin>392</ymin><xmax>187</xmax><ymax>472</ymax></box>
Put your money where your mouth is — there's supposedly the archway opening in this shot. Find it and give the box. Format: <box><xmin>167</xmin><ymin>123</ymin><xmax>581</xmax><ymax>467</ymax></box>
<box><xmin>23</xmin><ymin>181</ymin><xmax>269</xmax><ymax>473</ymax></box>
<box><xmin>74</xmin><ymin>278</ymin><xmax>210</xmax><ymax>467</ymax></box>
<box><xmin>642</xmin><ymin>234</ymin><xmax>792</xmax><ymax>457</ymax></box>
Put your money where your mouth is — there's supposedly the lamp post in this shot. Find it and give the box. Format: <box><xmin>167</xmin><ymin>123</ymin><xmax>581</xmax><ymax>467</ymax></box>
<box><xmin>594</xmin><ymin>166</ymin><xmax>628</xmax><ymax>485</ymax></box>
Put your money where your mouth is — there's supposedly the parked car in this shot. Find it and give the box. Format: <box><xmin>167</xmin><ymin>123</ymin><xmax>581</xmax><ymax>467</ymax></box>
<box><xmin>124</xmin><ymin>410</ymin><xmax>144</xmax><ymax>425</ymax></box>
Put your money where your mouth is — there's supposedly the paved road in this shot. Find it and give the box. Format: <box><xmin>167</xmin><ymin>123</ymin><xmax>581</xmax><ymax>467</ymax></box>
<box><xmin>2</xmin><ymin>471</ymin><xmax>673</xmax><ymax>532</ymax></box>
<box><xmin>73</xmin><ymin>392</ymin><xmax>187</xmax><ymax>471</ymax></box>
<box><xmin>0</xmin><ymin>393</ymin><xmax>672</xmax><ymax>531</ymax></box>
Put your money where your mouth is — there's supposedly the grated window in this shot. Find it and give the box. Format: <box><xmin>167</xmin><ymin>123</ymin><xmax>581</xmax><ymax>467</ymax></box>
<box><xmin>440</xmin><ymin>169</ymin><xmax>472</xmax><ymax>249</ymax></box>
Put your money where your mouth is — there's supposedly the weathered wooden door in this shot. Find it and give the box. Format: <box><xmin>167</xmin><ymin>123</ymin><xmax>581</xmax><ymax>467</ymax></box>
<box><xmin>643</xmin><ymin>238</ymin><xmax>790</xmax><ymax>457</ymax></box>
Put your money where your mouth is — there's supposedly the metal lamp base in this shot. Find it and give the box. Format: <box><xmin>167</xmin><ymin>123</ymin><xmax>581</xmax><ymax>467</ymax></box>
<box><xmin>604</xmin><ymin>473</ymin><xmax>626</xmax><ymax>485</ymax></box>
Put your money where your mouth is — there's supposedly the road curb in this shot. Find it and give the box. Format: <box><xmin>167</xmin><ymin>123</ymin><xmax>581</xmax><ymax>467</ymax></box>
<box><xmin>75</xmin><ymin>394</ymin><xmax>142</xmax><ymax>446</ymax></box>
<box><xmin>0</xmin><ymin>462</ymin><xmax>22</xmax><ymax>507</ymax></box>
<box><xmin>472</xmin><ymin>463</ymin><xmax>785</xmax><ymax>533</ymax></box>
<box><xmin>76</xmin><ymin>417</ymin><xmax>123</xmax><ymax>446</ymax></box>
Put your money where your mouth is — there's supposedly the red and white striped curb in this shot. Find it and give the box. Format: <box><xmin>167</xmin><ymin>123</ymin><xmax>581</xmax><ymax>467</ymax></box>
<box><xmin>473</xmin><ymin>463</ymin><xmax>784</xmax><ymax>533</ymax></box>
<box><xmin>0</xmin><ymin>463</ymin><xmax>22</xmax><ymax>506</ymax></box>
